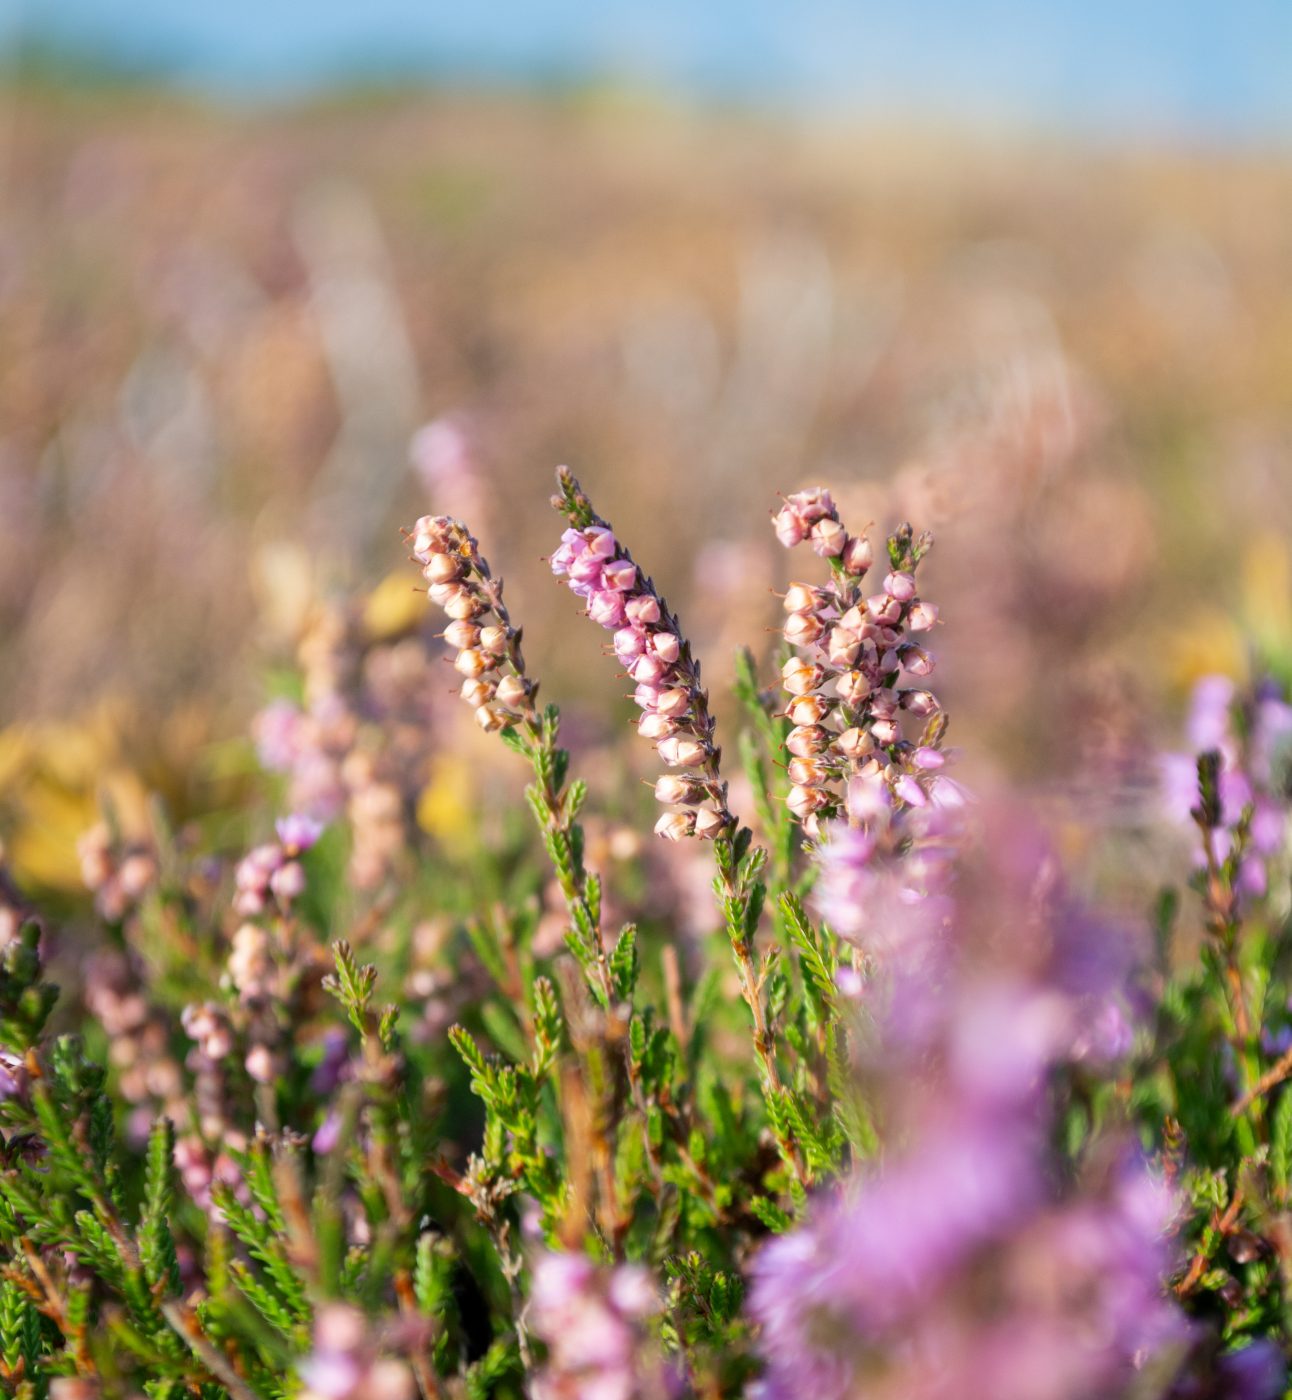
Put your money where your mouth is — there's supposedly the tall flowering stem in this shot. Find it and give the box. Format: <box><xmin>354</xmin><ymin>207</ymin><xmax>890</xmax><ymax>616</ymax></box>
<box><xmin>406</xmin><ymin>512</ymin><xmax>662</xmax><ymax>1208</ymax></box>
<box><xmin>550</xmin><ymin>468</ymin><xmax>809</xmax><ymax>1190</ymax></box>
<box><xmin>771</xmin><ymin>490</ymin><xmax>949</xmax><ymax>832</ymax></box>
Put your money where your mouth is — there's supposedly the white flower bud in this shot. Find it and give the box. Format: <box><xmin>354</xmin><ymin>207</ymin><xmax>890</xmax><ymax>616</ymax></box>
<box><xmin>782</xmin><ymin>658</ymin><xmax>824</xmax><ymax>695</ymax></box>
<box><xmin>694</xmin><ymin>807</ymin><xmax>728</xmax><ymax>840</ymax></box>
<box><xmin>825</xmin><ymin>626</ymin><xmax>861</xmax><ymax>669</ymax></box>
<box><xmin>442</xmin><ymin>586</ymin><xmax>484</xmax><ymax>620</ymax></box>
<box><xmin>479</xmin><ymin>624</ymin><xmax>509</xmax><ymax>654</ymax></box>
<box><xmin>495</xmin><ymin>674</ymin><xmax>529</xmax><ymax>709</ymax></box>
<box><xmin>639</xmin><ymin>712</ymin><xmax>679</xmax><ymax>740</ymax></box>
<box><xmin>788</xmin><ymin>784</ymin><xmax>829</xmax><ymax>819</ymax></box>
<box><xmin>785</xmin><ymin>724</ymin><xmax>829</xmax><ymax>758</ymax></box>
<box><xmin>460</xmin><ymin>678</ymin><xmax>496</xmax><ymax>708</ymax></box>
<box><xmin>809</xmin><ymin>517</ymin><xmax>847</xmax><ymax>558</ymax></box>
<box><xmin>835</xmin><ymin>670</ymin><xmax>871</xmax><ymax>706</ymax></box>
<box><xmin>787</xmin><ymin>756</ymin><xmax>828</xmax><ymax>786</ymax></box>
<box><xmin>783</xmin><ymin>583</ymin><xmax>825</xmax><ymax>614</ymax></box>
<box><xmin>654</xmin><ymin>686</ymin><xmax>690</xmax><ymax>718</ymax></box>
<box><xmin>474</xmin><ymin>703</ymin><xmax>508</xmax><ymax>732</ymax></box>
<box><xmin>657</xmin><ymin>735</ymin><xmax>707</xmax><ymax>767</ymax></box>
<box><xmin>787</xmin><ymin>695</ymin><xmax>830</xmax><ymax>727</ymax></box>
<box><xmin>870</xmin><ymin>718</ymin><xmax>899</xmax><ymax>746</ymax></box>
<box><xmin>841</xmin><ymin>534</ymin><xmax>873</xmax><ymax>576</ymax></box>
<box><xmin>837</xmin><ymin>726</ymin><xmax>875</xmax><ymax>760</ymax></box>
<box><xmin>454</xmin><ymin>648</ymin><xmax>489</xmax><ymax>679</ymax></box>
<box><xmin>443</xmin><ymin>619</ymin><xmax>481</xmax><ymax>650</ymax></box>
<box><xmin>654</xmin><ymin>810</ymin><xmax>696</xmax><ymax>841</ymax></box>
<box><xmin>655</xmin><ymin>775</ymin><xmax>703</xmax><ymax>804</ymax></box>
<box><xmin>423</xmin><ymin>553</ymin><xmax>465</xmax><ymax>585</ymax></box>
<box><xmin>784</xmin><ymin>612</ymin><xmax>825</xmax><ymax>646</ymax></box>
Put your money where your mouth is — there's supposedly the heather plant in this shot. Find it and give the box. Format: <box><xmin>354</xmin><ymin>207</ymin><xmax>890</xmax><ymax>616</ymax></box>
<box><xmin>1</xmin><ymin>469</ymin><xmax>1290</xmax><ymax>1400</ymax></box>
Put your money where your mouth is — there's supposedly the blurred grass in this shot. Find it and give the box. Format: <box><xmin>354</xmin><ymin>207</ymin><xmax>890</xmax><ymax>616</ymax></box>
<box><xmin>1</xmin><ymin>74</ymin><xmax>1290</xmax><ymax>883</ymax></box>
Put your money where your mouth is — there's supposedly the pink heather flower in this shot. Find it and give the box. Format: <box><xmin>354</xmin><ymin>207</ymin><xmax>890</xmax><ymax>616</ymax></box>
<box><xmin>276</xmin><ymin>814</ymin><xmax>323</xmax><ymax>854</ymax></box>
<box><xmin>883</xmin><ymin>570</ymin><xmax>917</xmax><ymax>601</ymax></box>
<box><xmin>254</xmin><ymin>699</ymin><xmax>304</xmax><ymax>772</ymax></box>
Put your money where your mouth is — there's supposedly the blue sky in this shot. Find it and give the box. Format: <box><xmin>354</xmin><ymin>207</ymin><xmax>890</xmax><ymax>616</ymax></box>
<box><xmin>5</xmin><ymin>0</ymin><xmax>1292</xmax><ymax>139</ymax></box>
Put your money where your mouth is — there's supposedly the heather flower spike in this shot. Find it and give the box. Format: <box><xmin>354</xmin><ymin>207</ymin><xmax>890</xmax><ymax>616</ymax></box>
<box><xmin>772</xmin><ymin>488</ymin><xmax>947</xmax><ymax>834</ymax></box>
<box><xmin>551</xmin><ymin>466</ymin><xmax>734</xmax><ymax>842</ymax></box>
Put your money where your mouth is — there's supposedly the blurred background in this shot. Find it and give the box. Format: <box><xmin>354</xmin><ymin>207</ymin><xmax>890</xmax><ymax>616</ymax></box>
<box><xmin>2</xmin><ymin>1</ymin><xmax>1291</xmax><ymax>892</ymax></box>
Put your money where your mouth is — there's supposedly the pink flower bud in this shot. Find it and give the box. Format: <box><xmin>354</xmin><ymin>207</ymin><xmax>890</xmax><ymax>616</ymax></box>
<box><xmin>788</xmin><ymin>784</ymin><xmax>830</xmax><ymax>819</ymax></box>
<box><xmin>835</xmin><ymin>670</ymin><xmax>871</xmax><ymax>706</ymax></box>
<box><xmin>837</xmin><ymin>604</ymin><xmax>867</xmax><ymax>634</ymax></box>
<box><xmin>694</xmin><ymin>807</ymin><xmax>728</xmax><ymax>840</ymax></box>
<box><xmin>893</xmin><ymin>774</ymin><xmax>927</xmax><ymax>807</ymax></box>
<box><xmin>837</xmin><ymin>726</ymin><xmax>874</xmax><ymax>760</ymax></box>
<box><xmin>454</xmin><ymin>648</ymin><xmax>489</xmax><ymax>679</ymax></box>
<box><xmin>625</xmin><ymin>595</ymin><xmax>661</xmax><ymax>626</ymax></box>
<box><xmin>588</xmin><ymin>590</ymin><xmax>626</xmax><ymax>628</ymax></box>
<box><xmin>658</xmin><ymin>735</ymin><xmax>707</xmax><ymax>767</ymax></box>
<box><xmin>841</xmin><ymin>534</ymin><xmax>873</xmax><ymax>575</ymax></box>
<box><xmin>912</xmin><ymin>746</ymin><xmax>945</xmax><ymax>770</ymax></box>
<box><xmin>614</xmin><ymin>627</ymin><xmax>647</xmax><ymax>663</ymax></box>
<box><xmin>601</xmin><ymin>558</ymin><xmax>638</xmax><ymax>591</ymax></box>
<box><xmin>870</xmin><ymin>717</ymin><xmax>899</xmax><ymax>746</ymax></box>
<box><xmin>901</xmin><ymin>645</ymin><xmax>934</xmax><ymax>677</ymax></box>
<box><xmin>784</xmin><ymin>612</ymin><xmax>825</xmax><ymax>646</ymax></box>
<box><xmin>412</xmin><ymin>515</ymin><xmax>451</xmax><ymax>558</ymax></box>
<box><xmin>809</xmin><ymin>517</ymin><xmax>847</xmax><ymax>558</ymax></box>
<box><xmin>585</xmin><ymin>526</ymin><xmax>617</xmax><ymax>560</ymax></box>
<box><xmin>782</xmin><ymin>658</ymin><xmax>824</xmax><ymax>695</ymax></box>
<box><xmin>787</xmin><ymin>756</ymin><xmax>828</xmax><ymax>786</ymax></box>
<box><xmin>901</xmin><ymin>689</ymin><xmax>940</xmax><ymax>716</ymax></box>
<box><xmin>423</xmin><ymin>553</ymin><xmax>465</xmax><ymax>585</ymax></box>
<box><xmin>785</xmin><ymin>487</ymin><xmax>835</xmax><ymax>522</ymax></box>
<box><xmin>787</xmin><ymin>695</ymin><xmax>831</xmax><ymax>727</ymax></box>
<box><xmin>639</xmin><ymin>713</ymin><xmax>679</xmax><ymax>741</ymax></box>
<box><xmin>443</xmin><ymin>619</ymin><xmax>481</xmax><ymax>650</ymax></box>
<box><xmin>772</xmin><ymin>505</ymin><xmax>808</xmax><ymax>548</ymax></box>
<box><xmin>461</xmin><ymin>678</ymin><xmax>495</xmax><ymax>708</ymax></box>
<box><xmin>630</xmin><ymin>653</ymin><xmax>669</xmax><ymax>685</ymax></box>
<box><xmin>655</xmin><ymin>775</ymin><xmax>704</xmax><ymax>804</ymax></box>
<box><xmin>825</xmin><ymin>626</ymin><xmax>861</xmax><ymax>669</ymax></box>
<box><xmin>270</xmin><ymin>861</ymin><xmax>306</xmax><ymax>903</ymax></box>
<box><xmin>655</xmin><ymin>687</ymin><xmax>691</xmax><ymax>718</ymax></box>
<box><xmin>783</xmin><ymin>582</ymin><xmax>825</xmax><ymax>614</ymax></box>
<box><xmin>785</xmin><ymin>724</ymin><xmax>829</xmax><ymax>758</ymax></box>
<box><xmin>479</xmin><ymin>624</ymin><xmax>509</xmax><ymax>654</ymax></box>
<box><xmin>883</xmin><ymin>570</ymin><xmax>917</xmax><ymax>601</ymax></box>
<box><xmin>908</xmin><ymin>601</ymin><xmax>939</xmax><ymax>631</ymax></box>
<box><xmin>245</xmin><ymin>1044</ymin><xmax>279</xmax><ymax>1084</ymax></box>
<box><xmin>495</xmin><ymin>674</ymin><xmax>529</xmax><ymax>710</ymax></box>
<box><xmin>474</xmin><ymin>703</ymin><xmax>508</xmax><ymax>732</ymax></box>
<box><xmin>654</xmin><ymin>810</ymin><xmax>696</xmax><ymax>841</ymax></box>
<box><xmin>650</xmin><ymin>631</ymin><xmax>681</xmax><ymax>664</ymax></box>
<box><xmin>633</xmin><ymin>683</ymin><xmax>662</xmax><ymax>710</ymax></box>
<box><xmin>865</xmin><ymin>593</ymin><xmax>902</xmax><ymax>625</ymax></box>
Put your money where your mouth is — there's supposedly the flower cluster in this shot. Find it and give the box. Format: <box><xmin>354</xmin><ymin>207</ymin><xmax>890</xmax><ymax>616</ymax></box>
<box><xmin>407</xmin><ymin>514</ymin><xmax>535</xmax><ymax>733</ymax></box>
<box><xmin>233</xmin><ymin>815</ymin><xmax>322</xmax><ymax>918</ymax></box>
<box><xmin>528</xmin><ymin>1252</ymin><xmax>666</xmax><ymax>1400</ymax></box>
<box><xmin>550</xmin><ymin>469</ymin><xmax>731</xmax><ymax>841</ymax></box>
<box><xmin>76</xmin><ymin>823</ymin><xmax>157</xmax><ymax>921</ymax></box>
<box><xmin>752</xmin><ymin>805</ymin><xmax>1189</xmax><ymax>1400</ymax></box>
<box><xmin>772</xmin><ymin>488</ymin><xmax>945</xmax><ymax>833</ymax></box>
